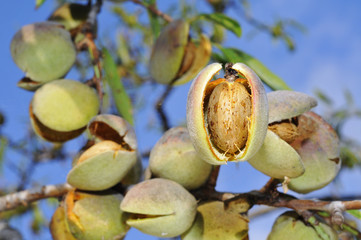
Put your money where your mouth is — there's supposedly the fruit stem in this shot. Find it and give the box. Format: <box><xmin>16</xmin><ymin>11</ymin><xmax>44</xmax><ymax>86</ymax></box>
<box><xmin>224</xmin><ymin>63</ymin><xmax>238</xmax><ymax>82</ymax></box>
<box><xmin>155</xmin><ymin>84</ymin><xmax>174</xmax><ymax>132</ymax></box>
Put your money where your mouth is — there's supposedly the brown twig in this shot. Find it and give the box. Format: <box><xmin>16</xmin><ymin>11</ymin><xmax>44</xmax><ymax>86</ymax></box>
<box><xmin>193</xmin><ymin>178</ymin><xmax>361</xmax><ymax>223</ymax></box>
<box><xmin>75</xmin><ymin>0</ymin><xmax>104</xmax><ymax>102</ymax></box>
<box><xmin>155</xmin><ymin>84</ymin><xmax>174</xmax><ymax>132</ymax></box>
<box><xmin>0</xmin><ymin>184</ymin><xmax>74</xmax><ymax>212</ymax></box>
<box><xmin>259</xmin><ymin>178</ymin><xmax>279</xmax><ymax>193</ymax></box>
<box><xmin>207</xmin><ymin>166</ymin><xmax>221</xmax><ymax>190</ymax></box>
<box><xmin>226</xmin><ymin>191</ymin><xmax>361</xmax><ymax>225</ymax></box>
<box><xmin>1</xmin><ymin>179</ymin><xmax>361</xmax><ymax>226</ymax></box>
<box><xmin>129</xmin><ymin>0</ymin><xmax>173</xmax><ymax>22</ymax></box>
<box><xmin>5</xmin><ymin>130</ymin><xmax>66</xmax><ymax>191</ymax></box>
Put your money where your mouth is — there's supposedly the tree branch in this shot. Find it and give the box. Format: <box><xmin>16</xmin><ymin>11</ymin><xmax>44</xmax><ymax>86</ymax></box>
<box><xmin>0</xmin><ymin>184</ymin><xmax>74</xmax><ymax>212</ymax></box>
<box><xmin>155</xmin><ymin>84</ymin><xmax>174</xmax><ymax>132</ymax></box>
<box><xmin>207</xmin><ymin>166</ymin><xmax>220</xmax><ymax>190</ymax></box>
<box><xmin>192</xmin><ymin>177</ymin><xmax>361</xmax><ymax>225</ymax></box>
<box><xmin>2</xmin><ymin>179</ymin><xmax>361</xmax><ymax>227</ymax></box>
<box><xmin>130</xmin><ymin>0</ymin><xmax>173</xmax><ymax>22</ymax></box>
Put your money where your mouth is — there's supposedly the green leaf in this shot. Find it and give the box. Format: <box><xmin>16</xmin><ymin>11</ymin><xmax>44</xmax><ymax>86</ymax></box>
<box><xmin>340</xmin><ymin>146</ymin><xmax>359</xmax><ymax>167</ymax></box>
<box><xmin>35</xmin><ymin>0</ymin><xmax>46</xmax><ymax>9</ymax></box>
<box><xmin>102</xmin><ymin>48</ymin><xmax>134</xmax><ymax>125</ymax></box>
<box><xmin>317</xmin><ymin>211</ymin><xmax>331</xmax><ymax>217</ymax></box>
<box><xmin>145</xmin><ymin>0</ymin><xmax>161</xmax><ymax>40</ymax></box>
<box><xmin>347</xmin><ymin>210</ymin><xmax>361</xmax><ymax>220</ymax></box>
<box><xmin>283</xmin><ymin>35</ymin><xmax>295</xmax><ymax>51</ymax></box>
<box><xmin>314</xmin><ymin>89</ymin><xmax>333</xmax><ymax>105</ymax></box>
<box><xmin>117</xmin><ymin>34</ymin><xmax>132</xmax><ymax>66</ymax></box>
<box><xmin>198</xmin><ymin>13</ymin><xmax>241</xmax><ymax>37</ymax></box>
<box><xmin>211</xmin><ymin>52</ymin><xmax>227</xmax><ymax>63</ymax></box>
<box><xmin>0</xmin><ymin>137</ymin><xmax>7</xmax><ymax>175</ymax></box>
<box><xmin>341</xmin><ymin>223</ymin><xmax>360</xmax><ymax>237</ymax></box>
<box><xmin>332</xmin><ymin>109</ymin><xmax>348</xmax><ymax>121</ymax></box>
<box><xmin>112</xmin><ymin>6</ymin><xmax>138</xmax><ymax>27</ymax></box>
<box><xmin>307</xmin><ymin>216</ymin><xmax>332</xmax><ymax>240</ymax></box>
<box><xmin>218</xmin><ymin>47</ymin><xmax>291</xmax><ymax>90</ymax></box>
<box><xmin>32</xmin><ymin>204</ymin><xmax>46</xmax><ymax>234</ymax></box>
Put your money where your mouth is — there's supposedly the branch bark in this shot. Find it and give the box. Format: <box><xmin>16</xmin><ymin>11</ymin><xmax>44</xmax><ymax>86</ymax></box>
<box><xmin>0</xmin><ymin>183</ymin><xmax>74</xmax><ymax>212</ymax></box>
<box><xmin>192</xmin><ymin>180</ymin><xmax>361</xmax><ymax>225</ymax></box>
<box><xmin>1</xmin><ymin>180</ymin><xmax>361</xmax><ymax>227</ymax></box>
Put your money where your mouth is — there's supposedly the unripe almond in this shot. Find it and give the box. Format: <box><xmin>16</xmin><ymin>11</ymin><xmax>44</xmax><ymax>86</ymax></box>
<box><xmin>248</xmin><ymin>90</ymin><xmax>318</xmax><ymax>180</ymax></box>
<box><xmin>50</xmin><ymin>205</ymin><xmax>77</xmax><ymax>240</ymax></box>
<box><xmin>67</xmin><ymin>140</ymin><xmax>137</xmax><ymax>191</ymax></box>
<box><xmin>150</xmin><ymin>20</ymin><xmax>211</xmax><ymax>85</ymax></box>
<box><xmin>268</xmin><ymin>211</ymin><xmax>338</xmax><ymax>240</ymax></box>
<box><xmin>182</xmin><ymin>201</ymin><xmax>249</xmax><ymax>240</ymax></box>
<box><xmin>120</xmin><ymin>178</ymin><xmax>197</xmax><ymax>238</ymax></box>
<box><xmin>149</xmin><ymin>127</ymin><xmax>212</xmax><ymax>190</ymax></box>
<box><xmin>65</xmin><ymin>190</ymin><xmax>128</xmax><ymax>240</ymax></box>
<box><xmin>10</xmin><ymin>22</ymin><xmax>76</xmax><ymax>84</ymax></box>
<box><xmin>288</xmin><ymin>112</ymin><xmax>341</xmax><ymax>193</ymax></box>
<box><xmin>30</xmin><ymin>79</ymin><xmax>99</xmax><ymax>142</ymax></box>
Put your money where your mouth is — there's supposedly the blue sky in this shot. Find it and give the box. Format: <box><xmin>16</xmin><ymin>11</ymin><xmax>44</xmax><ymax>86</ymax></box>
<box><xmin>1</xmin><ymin>0</ymin><xmax>361</xmax><ymax>239</ymax></box>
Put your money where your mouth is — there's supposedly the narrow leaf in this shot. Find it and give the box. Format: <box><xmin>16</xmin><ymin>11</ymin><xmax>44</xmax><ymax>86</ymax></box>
<box><xmin>340</xmin><ymin>146</ymin><xmax>359</xmax><ymax>167</ymax></box>
<box><xmin>198</xmin><ymin>13</ymin><xmax>241</xmax><ymax>37</ymax></box>
<box><xmin>211</xmin><ymin>52</ymin><xmax>227</xmax><ymax>64</ymax></box>
<box><xmin>347</xmin><ymin>210</ymin><xmax>361</xmax><ymax>220</ymax></box>
<box><xmin>307</xmin><ymin>216</ymin><xmax>332</xmax><ymax>240</ymax></box>
<box><xmin>32</xmin><ymin>204</ymin><xmax>46</xmax><ymax>234</ymax></box>
<box><xmin>145</xmin><ymin>0</ymin><xmax>160</xmax><ymax>39</ymax></box>
<box><xmin>117</xmin><ymin>34</ymin><xmax>132</xmax><ymax>66</ymax></box>
<box><xmin>35</xmin><ymin>0</ymin><xmax>46</xmax><ymax>9</ymax></box>
<box><xmin>0</xmin><ymin>137</ymin><xmax>7</xmax><ymax>175</ymax></box>
<box><xmin>218</xmin><ymin>47</ymin><xmax>291</xmax><ymax>90</ymax></box>
<box><xmin>341</xmin><ymin>223</ymin><xmax>360</xmax><ymax>236</ymax></box>
<box><xmin>112</xmin><ymin>6</ymin><xmax>138</xmax><ymax>28</ymax></box>
<box><xmin>314</xmin><ymin>89</ymin><xmax>333</xmax><ymax>105</ymax></box>
<box><xmin>333</xmin><ymin>109</ymin><xmax>348</xmax><ymax>120</ymax></box>
<box><xmin>283</xmin><ymin>35</ymin><xmax>295</xmax><ymax>51</ymax></box>
<box><xmin>102</xmin><ymin>48</ymin><xmax>134</xmax><ymax>125</ymax></box>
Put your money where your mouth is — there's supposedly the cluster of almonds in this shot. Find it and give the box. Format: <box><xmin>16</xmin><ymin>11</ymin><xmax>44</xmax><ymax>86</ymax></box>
<box><xmin>10</xmin><ymin>3</ymin><xmax>341</xmax><ymax>239</ymax></box>
<box><xmin>48</xmin><ymin>61</ymin><xmax>341</xmax><ymax>239</ymax></box>
<box><xmin>184</xmin><ymin>63</ymin><xmax>340</xmax><ymax>239</ymax></box>
<box><xmin>187</xmin><ymin>63</ymin><xmax>341</xmax><ymax>194</ymax></box>
<box><xmin>11</xmin><ymin>4</ymin><xmax>99</xmax><ymax>142</ymax></box>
